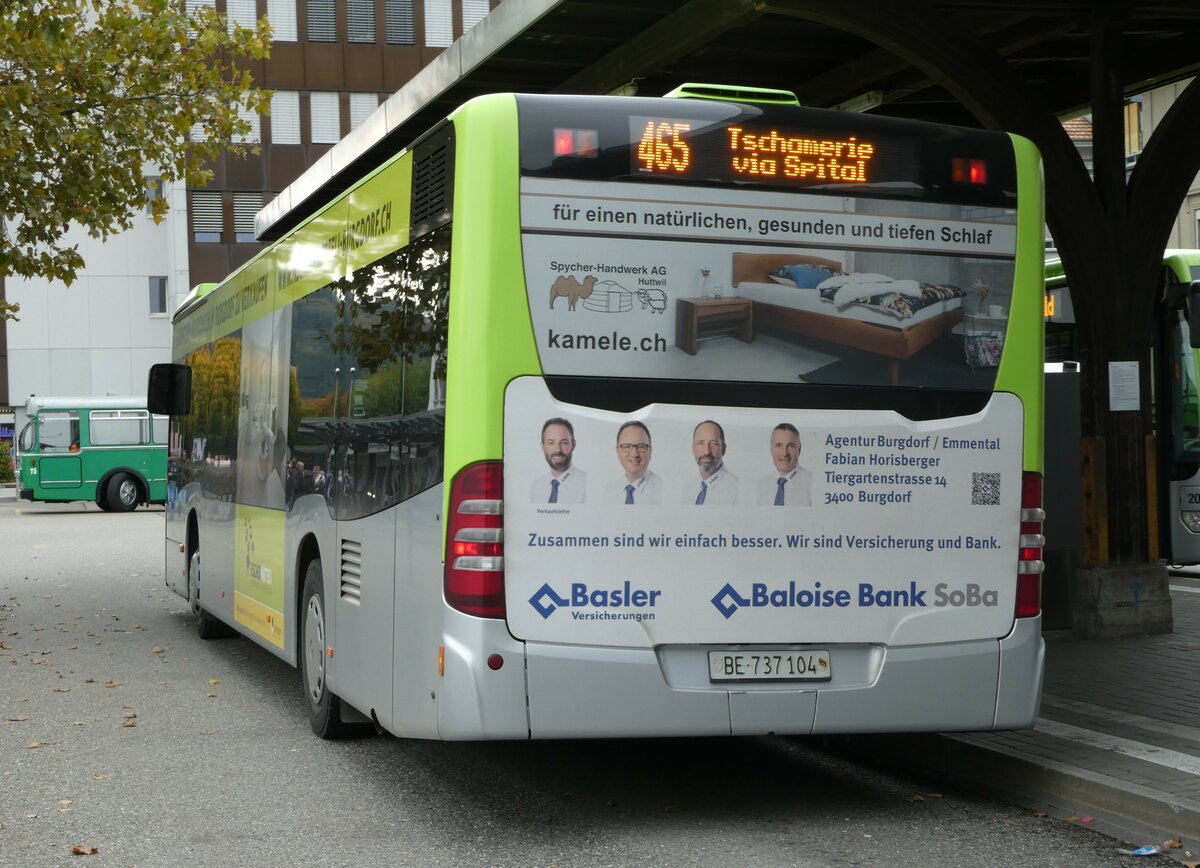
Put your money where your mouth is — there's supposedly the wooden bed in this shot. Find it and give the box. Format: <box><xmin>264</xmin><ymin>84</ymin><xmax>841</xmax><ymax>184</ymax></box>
<box><xmin>731</xmin><ymin>252</ymin><xmax>963</xmax><ymax>386</ymax></box>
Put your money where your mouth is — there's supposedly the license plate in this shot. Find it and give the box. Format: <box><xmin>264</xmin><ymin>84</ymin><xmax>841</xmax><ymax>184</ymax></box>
<box><xmin>708</xmin><ymin>650</ymin><xmax>831</xmax><ymax>682</ymax></box>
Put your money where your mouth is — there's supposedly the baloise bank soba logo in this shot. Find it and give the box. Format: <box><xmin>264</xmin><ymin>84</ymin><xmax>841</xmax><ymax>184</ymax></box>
<box><xmin>529</xmin><ymin>581</ymin><xmax>662</xmax><ymax>622</ymax></box>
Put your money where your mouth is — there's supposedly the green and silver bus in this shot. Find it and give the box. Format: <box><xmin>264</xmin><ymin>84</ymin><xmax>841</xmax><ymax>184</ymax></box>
<box><xmin>1150</xmin><ymin>250</ymin><xmax>1200</xmax><ymax>564</ymax></box>
<box><xmin>17</xmin><ymin>396</ymin><xmax>168</xmax><ymax>511</ymax></box>
<box><xmin>150</xmin><ymin>85</ymin><xmax>1046</xmax><ymax>740</ymax></box>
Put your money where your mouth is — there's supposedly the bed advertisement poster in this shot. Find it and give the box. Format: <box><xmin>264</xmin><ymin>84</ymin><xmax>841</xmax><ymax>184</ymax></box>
<box><xmin>503</xmin><ymin>375</ymin><xmax>1025</xmax><ymax>648</ymax></box>
<box><xmin>520</xmin><ymin>178</ymin><xmax>1019</xmax><ymax>387</ymax></box>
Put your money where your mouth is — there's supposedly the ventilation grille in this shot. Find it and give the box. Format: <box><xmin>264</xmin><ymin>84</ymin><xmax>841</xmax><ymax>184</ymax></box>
<box><xmin>411</xmin><ymin>141</ymin><xmax>451</xmax><ymax>237</ymax></box>
<box><xmin>340</xmin><ymin>539</ymin><xmax>362</xmax><ymax>603</ymax></box>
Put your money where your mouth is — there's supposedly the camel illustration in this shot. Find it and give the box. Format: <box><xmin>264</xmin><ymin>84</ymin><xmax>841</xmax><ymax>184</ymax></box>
<box><xmin>549</xmin><ymin>275</ymin><xmax>598</xmax><ymax>311</ymax></box>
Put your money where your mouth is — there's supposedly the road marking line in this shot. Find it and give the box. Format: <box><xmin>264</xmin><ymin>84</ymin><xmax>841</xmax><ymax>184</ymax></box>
<box><xmin>1036</xmin><ymin>718</ymin><xmax>1200</xmax><ymax>775</ymax></box>
<box><xmin>1041</xmin><ymin>697</ymin><xmax>1200</xmax><ymax>747</ymax></box>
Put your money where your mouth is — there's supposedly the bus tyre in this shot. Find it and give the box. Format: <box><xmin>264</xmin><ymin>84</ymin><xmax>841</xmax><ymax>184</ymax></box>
<box><xmin>106</xmin><ymin>473</ymin><xmax>140</xmax><ymax>512</ymax></box>
<box><xmin>301</xmin><ymin>560</ymin><xmax>356</xmax><ymax>739</ymax></box>
<box><xmin>189</xmin><ymin>551</ymin><xmax>236</xmax><ymax>640</ymax></box>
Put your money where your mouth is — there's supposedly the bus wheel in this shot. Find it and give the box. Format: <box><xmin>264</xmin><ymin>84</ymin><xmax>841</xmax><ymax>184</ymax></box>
<box><xmin>301</xmin><ymin>560</ymin><xmax>354</xmax><ymax>739</ymax></box>
<box><xmin>106</xmin><ymin>474</ymin><xmax>140</xmax><ymax>512</ymax></box>
<box><xmin>189</xmin><ymin>550</ymin><xmax>235</xmax><ymax>640</ymax></box>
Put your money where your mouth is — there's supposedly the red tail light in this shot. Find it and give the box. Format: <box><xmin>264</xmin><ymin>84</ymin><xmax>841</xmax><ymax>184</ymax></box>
<box><xmin>1016</xmin><ymin>472</ymin><xmax>1044</xmax><ymax>618</ymax></box>
<box><xmin>444</xmin><ymin>461</ymin><xmax>506</xmax><ymax>619</ymax></box>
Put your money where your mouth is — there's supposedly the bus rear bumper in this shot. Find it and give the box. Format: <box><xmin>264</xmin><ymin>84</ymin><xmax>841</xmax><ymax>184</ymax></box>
<box><xmin>19</xmin><ymin>488</ymin><xmax>33</xmax><ymax>501</ymax></box>
<box><xmin>435</xmin><ymin>611</ymin><xmax>1044</xmax><ymax>739</ymax></box>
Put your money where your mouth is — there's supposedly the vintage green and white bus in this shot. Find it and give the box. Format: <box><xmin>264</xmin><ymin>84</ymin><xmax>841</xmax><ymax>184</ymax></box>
<box><xmin>150</xmin><ymin>85</ymin><xmax>1046</xmax><ymax>739</ymax></box>
<box><xmin>17</xmin><ymin>395</ymin><xmax>168</xmax><ymax>510</ymax></box>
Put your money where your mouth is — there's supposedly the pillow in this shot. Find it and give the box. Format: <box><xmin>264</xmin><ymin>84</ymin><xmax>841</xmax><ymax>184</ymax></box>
<box><xmin>767</xmin><ymin>263</ymin><xmax>835</xmax><ymax>288</ymax></box>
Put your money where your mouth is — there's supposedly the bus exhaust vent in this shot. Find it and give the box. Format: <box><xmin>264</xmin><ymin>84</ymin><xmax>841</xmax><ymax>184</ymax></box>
<box><xmin>410</xmin><ymin>127</ymin><xmax>454</xmax><ymax>239</ymax></box>
<box><xmin>340</xmin><ymin>539</ymin><xmax>362</xmax><ymax>603</ymax></box>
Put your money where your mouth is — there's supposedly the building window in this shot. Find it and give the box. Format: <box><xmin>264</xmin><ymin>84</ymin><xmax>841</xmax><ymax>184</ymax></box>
<box><xmin>347</xmin><ymin>0</ymin><xmax>376</xmax><ymax>43</ymax></box>
<box><xmin>307</xmin><ymin>0</ymin><xmax>336</xmax><ymax>42</ymax></box>
<box><xmin>226</xmin><ymin>0</ymin><xmax>256</xmax><ymax>33</ymax></box>
<box><xmin>425</xmin><ymin>0</ymin><xmax>452</xmax><ymax>47</ymax></box>
<box><xmin>145</xmin><ymin>176</ymin><xmax>164</xmax><ymax>217</ymax></box>
<box><xmin>267</xmin><ymin>0</ymin><xmax>297</xmax><ymax>41</ymax></box>
<box><xmin>462</xmin><ymin>0</ymin><xmax>488</xmax><ymax>32</ymax></box>
<box><xmin>349</xmin><ymin>93</ymin><xmax>378</xmax><ymax>132</ymax></box>
<box><xmin>191</xmin><ymin>191</ymin><xmax>223</xmax><ymax>242</ymax></box>
<box><xmin>385</xmin><ymin>0</ymin><xmax>414</xmax><ymax>44</ymax></box>
<box><xmin>310</xmin><ymin>92</ymin><xmax>341</xmax><ymax>144</ymax></box>
<box><xmin>185</xmin><ymin>0</ymin><xmax>215</xmax><ymax>39</ymax></box>
<box><xmin>149</xmin><ymin>277</ymin><xmax>169</xmax><ymax>315</ymax></box>
<box><xmin>234</xmin><ymin>102</ymin><xmax>261</xmax><ymax>144</ymax></box>
<box><xmin>233</xmin><ymin>193</ymin><xmax>263</xmax><ymax>243</ymax></box>
<box><xmin>270</xmin><ymin>91</ymin><xmax>301</xmax><ymax>144</ymax></box>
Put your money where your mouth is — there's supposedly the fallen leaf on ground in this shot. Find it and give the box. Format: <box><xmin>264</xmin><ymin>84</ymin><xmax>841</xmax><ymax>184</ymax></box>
<box><xmin>1166</xmin><ymin>839</ymin><xmax>1183</xmax><ymax>849</ymax></box>
<box><xmin>199</xmin><ymin>730</ymin><xmax>214</xmax><ymax>736</ymax></box>
<box><xmin>6</xmin><ymin>714</ymin><xmax>27</xmax><ymax>722</ymax></box>
<box><xmin>207</xmin><ymin>679</ymin><xmax>220</xmax><ymax>685</ymax></box>
<box><xmin>908</xmin><ymin>795</ymin><xmax>925</xmax><ymax>802</ymax></box>
<box><xmin>27</xmin><ymin>741</ymin><xmax>53</xmax><ymax>749</ymax></box>
<box><xmin>102</xmin><ymin>681</ymin><xmax>122</xmax><ymax>689</ymax></box>
<box><xmin>53</xmin><ymin>688</ymin><xmax>69</xmax><ymax>694</ymax></box>
<box><xmin>121</xmin><ymin>720</ymin><xmax>136</xmax><ymax>728</ymax></box>
<box><xmin>70</xmin><ymin>844</ymin><xmax>97</xmax><ymax>855</ymax></box>
<box><xmin>59</xmin><ymin>800</ymin><xmax>73</xmax><ymax>806</ymax></box>
<box><xmin>151</xmin><ymin>646</ymin><xmax>165</xmax><ymax>654</ymax></box>
<box><xmin>0</xmin><ymin>642</ymin><xmax>11</xmax><ymax>650</ymax></box>
<box><xmin>73</xmin><ymin>721</ymin><xmax>85</xmax><ymax>726</ymax></box>
<box><xmin>121</xmin><ymin>710</ymin><xmax>136</xmax><ymax>719</ymax></box>
<box><xmin>89</xmin><ymin>773</ymin><xmax>107</xmax><ymax>781</ymax></box>
<box><xmin>205</xmin><ymin>692</ymin><xmax>217</xmax><ymax>699</ymax></box>
<box><xmin>84</xmin><ymin>678</ymin><xmax>94</xmax><ymax>684</ymax></box>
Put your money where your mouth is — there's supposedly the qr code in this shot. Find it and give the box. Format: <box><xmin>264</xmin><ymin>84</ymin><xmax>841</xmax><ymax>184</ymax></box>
<box><xmin>972</xmin><ymin>472</ymin><xmax>1001</xmax><ymax>505</ymax></box>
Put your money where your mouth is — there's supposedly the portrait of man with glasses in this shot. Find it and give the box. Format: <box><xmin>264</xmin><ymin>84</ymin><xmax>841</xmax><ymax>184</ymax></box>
<box><xmin>605</xmin><ymin>420</ymin><xmax>663</xmax><ymax>505</ymax></box>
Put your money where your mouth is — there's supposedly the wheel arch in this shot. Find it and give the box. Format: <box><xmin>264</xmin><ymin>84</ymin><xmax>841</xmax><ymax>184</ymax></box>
<box><xmin>295</xmin><ymin>531</ymin><xmax>322</xmax><ymax>658</ymax></box>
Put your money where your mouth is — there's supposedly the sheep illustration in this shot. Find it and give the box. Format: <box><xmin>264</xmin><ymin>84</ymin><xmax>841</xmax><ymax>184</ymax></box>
<box><xmin>636</xmin><ymin>287</ymin><xmax>667</xmax><ymax>313</ymax></box>
<box><xmin>549</xmin><ymin>275</ymin><xmax>598</xmax><ymax>311</ymax></box>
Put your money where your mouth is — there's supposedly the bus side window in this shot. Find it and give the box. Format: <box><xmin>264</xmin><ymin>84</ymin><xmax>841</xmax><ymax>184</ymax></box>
<box><xmin>333</xmin><ymin>225</ymin><xmax>450</xmax><ymax>521</ymax></box>
<box><xmin>38</xmin><ymin>412</ymin><xmax>79</xmax><ymax>452</ymax></box>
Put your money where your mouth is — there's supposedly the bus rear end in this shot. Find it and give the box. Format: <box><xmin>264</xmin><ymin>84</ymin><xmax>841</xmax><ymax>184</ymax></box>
<box><xmin>439</xmin><ymin>91</ymin><xmax>1044</xmax><ymax>738</ymax></box>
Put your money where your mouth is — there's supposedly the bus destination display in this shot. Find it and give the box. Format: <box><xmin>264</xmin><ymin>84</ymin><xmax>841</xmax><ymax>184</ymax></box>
<box><xmin>632</xmin><ymin>116</ymin><xmax>911</xmax><ymax>189</ymax></box>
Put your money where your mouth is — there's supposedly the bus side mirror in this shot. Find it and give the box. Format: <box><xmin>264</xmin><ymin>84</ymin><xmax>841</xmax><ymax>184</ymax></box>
<box><xmin>147</xmin><ymin>363</ymin><xmax>192</xmax><ymax>416</ymax></box>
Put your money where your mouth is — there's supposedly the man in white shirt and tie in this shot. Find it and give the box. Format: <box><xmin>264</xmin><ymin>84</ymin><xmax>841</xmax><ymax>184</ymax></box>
<box><xmin>605</xmin><ymin>420</ymin><xmax>663</xmax><ymax>504</ymax></box>
<box><xmin>531</xmin><ymin>417</ymin><xmax>587</xmax><ymax>504</ymax></box>
<box><xmin>757</xmin><ymin>423</ymin><xmax>811</xmax><ymax>506</ymax></box>
<box><xmin>684</xmin><ymin>420</ymin><xmax>738</xmax><ymax>505</ymax></box>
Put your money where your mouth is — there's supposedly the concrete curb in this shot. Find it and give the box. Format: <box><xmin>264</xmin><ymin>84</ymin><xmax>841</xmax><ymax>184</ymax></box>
<box><xmin>830</xmin><ymin>732</ymin><xmax>1200</xmax><ymax>843</ymax></box>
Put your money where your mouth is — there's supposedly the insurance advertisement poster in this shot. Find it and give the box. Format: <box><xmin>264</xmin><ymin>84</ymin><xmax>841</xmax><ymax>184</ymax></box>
<box><xmin>504</xmin><ymin>378</ymin><xmax>1024</xmax><ymax>648</ymax></box>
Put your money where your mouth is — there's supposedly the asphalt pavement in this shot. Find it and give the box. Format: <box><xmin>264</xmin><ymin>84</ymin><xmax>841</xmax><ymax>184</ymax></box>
<box><xmin>3</xmin><ymin>483</ymin><xmax>1200</xmax><ymax>864</ymax></box>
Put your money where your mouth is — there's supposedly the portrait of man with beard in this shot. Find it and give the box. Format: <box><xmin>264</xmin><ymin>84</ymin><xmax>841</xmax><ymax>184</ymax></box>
<box><xmin>683</xmin><ymin>420</ymin><xmax>739</xmax><ymax>506</ymax></box>
<box><xmin>530</xmin><ymin>417</ymin><xmax>587</xmax><ymax>504</ymax></box>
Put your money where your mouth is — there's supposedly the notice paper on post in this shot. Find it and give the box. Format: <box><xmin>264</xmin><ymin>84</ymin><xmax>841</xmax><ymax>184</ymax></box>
<box><xmin>1108</xmin><ymin>361</ymin><xmax>1140</xmax><ymax>412</ymax></box>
